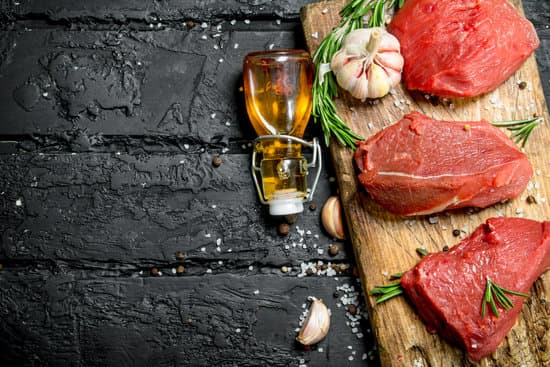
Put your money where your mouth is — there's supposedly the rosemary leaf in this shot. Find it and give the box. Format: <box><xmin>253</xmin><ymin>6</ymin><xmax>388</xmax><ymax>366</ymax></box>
<box><xmin>491</xmin><ymin>117</ymin><xmax>542</xmax><ymax>148</ymax></box>
<box><xmin>389</xmin><ymin>272</ymin><xmax>403</xmax><ymax>280</ymax></box>
<box><xmin>311</xmin><ymin>0</ymin><xmax>404</xmax><ymax>148</ymax></box>
<box><xmin>370</xmin><ymin>281</ymin><xmax>403</xmax><ymax>304</ymax></box>
<box><xmin>481</xmin><ymin>277</ymin><xmax>529</xmax><ymax>318</ymax></box>
<box><xmin>416</xmin><ymin>247</ymin><xmax>429</xmax><ymax>257</ymax></box>
<box><xmin>375</xmin><ymin>288</ymin><xmax>403</xmax><ymax>304</ymax></box>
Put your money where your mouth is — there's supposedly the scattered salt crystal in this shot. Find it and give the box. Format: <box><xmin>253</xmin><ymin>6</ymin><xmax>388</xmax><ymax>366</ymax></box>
<box><xmin>200</xmin><ymin>247</ymin><xmax>206</xmax><ymax>252</ymax></box>
<box><xmin>268</xmin><ymin>43</ymin><xmax>275</xmax><ymax>50</ymax></box>
<box><xmin>201</xmin><ymin>34</ymin><xmax>208</xmax><ymax>40</ymax></box>
<box><xmin>253</xmin><ymin>289</ymin><xmax>260</xmax><ymax>295</ymax></box>
<box><xmin>428</xmin><ymin>216</ymin><xmax>439</xmax><ymax>224</ymax></box>
<box><xmin>235</xmin><ymin>328</ymin><xmax>241</xmax><ymax>333</ymax></box>
<box><xmin>206</xmin><ymin>269</ymin><xmax>212</xmax><ymax>273</ymax></box>
<box><xmin>348</xmin><ymin>356</ymin><xmax>354</xmax><ymax>361</ymax></box>
<box><xmin>171</xmin><ymin>268</ymin><xmax>176</xmax><ymax>274</ymax></box>
<box><xmin>205</xmin><ymin>233</ymin><xmax>212</xmax><ymax>238</ymax></box>
<box><xmin>317</xmin><ymin>249</ymin><xmax>324</xmax><ymax>255</ymax></box>
<box><xmin>15</xmin><ymin>199</ymin><xmax>22</xmax><ymax>207</ymax></box>
<box><xmin>216</xmin><ymin>247</ymin><xmax>221</xmax><ymax>252</ymax></box>
<box><xmin>233</xmin><ymin>43</ymin><xmax>239</xmax><ymax>49</ymax></box>
<box><xmin>218</xmin><ymin>58</ymin><xmax>224</xmax><ymax>63</ymax></box>
<box><xmin>322</xmin><ymin>8</ymin><xmax>329</xmax><ymax>13</ymax></box>
<box><xmin>184</xmin><ymin>144</ymin><xmax>190</xmax><ymax>149</ymax></box>
<box><xmin>248</xmin><ymin>265</ymin><xmax>253</xmax><ymax>271</ymax></box>
<box><xmin>276</xmin><ymin>19</ymin><xmax>281</xmax><ymax>25</ymax></box>
<box><xmin>318</xmin><ymin>347</ymin><xmax>323</xmax><ymax>352</ymax></box>
<box><xmin>201</xmin><ymin>22</ymin><xmax>208</xmax><ymax>28</ymax></box>
<box><xmin>312</xmin><ymin>32</ymin><xmax>319</xmax><ymax>39</ymax></box>
<box><xmin>230</xmin><ymin>19</ymin><xmax>237</xmax><ymax>25</ymax></box>
<box><xmin>244</xmin><ymin>19</ymin><xmax>251</xmax><ymax>24</ymax></box>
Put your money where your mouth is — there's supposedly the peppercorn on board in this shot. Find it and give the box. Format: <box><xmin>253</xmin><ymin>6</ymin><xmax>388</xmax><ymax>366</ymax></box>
<box><xmin>301</xmin><ymin>1</ymin><xmax>550</xmax><ymax>366</ymax></box>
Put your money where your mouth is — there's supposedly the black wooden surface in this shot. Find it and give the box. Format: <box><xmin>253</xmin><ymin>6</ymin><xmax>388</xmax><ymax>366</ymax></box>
<box><xmin>0</xmin><ymin>1</ymin><xmax>549</xmax><ymax>366</ymax></box>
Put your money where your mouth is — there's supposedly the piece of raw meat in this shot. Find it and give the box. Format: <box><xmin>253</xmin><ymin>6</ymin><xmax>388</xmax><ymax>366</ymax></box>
<box><xmin>388</xmin><ymin>0</ymin><xmax>539</xmax><ymax>98</ymax></box>
<box><xmin>401</xmin><ymin>217</ymin><xmax>550</xmax><ymax>361</ymax></box>
<box><xmin>354</xmin><ymin>112</ymin><xmax>533</xmax><ymax>216</ymax></box>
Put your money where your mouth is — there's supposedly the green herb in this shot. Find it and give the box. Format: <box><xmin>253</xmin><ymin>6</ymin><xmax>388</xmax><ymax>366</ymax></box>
<box><xmin>389</xmin><ymin>272</ymin><xmax>403</xmax><ymax>280</ymax></box>
<box><xmin>370</xmin><ymin>273</ymin><xmax>403</xmax><ymax>304</ymax></box>
<box><xmin>312</xmin><ymin>0</ymin><xmax>404</xmax><ymax>148</ymax></box>
<box><xmin>481</xmin><ymin>277</ymin><xmax>529</xmax><ymax>318</ymax></box>
<box><xmin>416</xmin><ymin>247</ymin><xmax>429</xmax><ymax>257</ymax></box>
<box><xmin>491</xmin><ymin>117</ymin><xmax>542</xmax><ymax>148</ymax></box>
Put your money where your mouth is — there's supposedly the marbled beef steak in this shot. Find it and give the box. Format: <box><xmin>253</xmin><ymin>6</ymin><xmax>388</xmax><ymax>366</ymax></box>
<box><xmin>354</xmin><ymin>112</ymin><xmax>533</xmax><ymax>216</ymax></box>
<box><xmin>388</xmin><ymin>0</ymin><xmax>539</xmax><ymax>98</ymax></box>
<box><xmin>401</xmin><ymin>217</ymin><xmax>550</xmax><ymax>361</ymax></box>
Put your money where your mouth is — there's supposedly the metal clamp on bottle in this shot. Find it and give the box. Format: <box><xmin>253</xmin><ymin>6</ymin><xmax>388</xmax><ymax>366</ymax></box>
<box><xmin>251</xmin><ymin>135</ymin><xmax>322</xmax><ymax>216</ymax></box>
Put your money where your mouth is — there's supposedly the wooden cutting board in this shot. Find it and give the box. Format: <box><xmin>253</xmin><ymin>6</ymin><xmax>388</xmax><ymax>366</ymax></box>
<box><xmin>301</xmin><ymin>1</ymin><xmax>550</xmax><ymax>366</ymax></box>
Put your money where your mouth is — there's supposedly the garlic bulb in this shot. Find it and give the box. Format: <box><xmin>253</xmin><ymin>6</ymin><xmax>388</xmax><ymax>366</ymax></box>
<box><xmin>296</xmin><ymin>297</ymin><xmax>331</xmax><ymax>346</ymax></box>
<box><xmin>330</xmin><ymin>27</ymin><xmax>403</xmax><ymax>100</ymax></box>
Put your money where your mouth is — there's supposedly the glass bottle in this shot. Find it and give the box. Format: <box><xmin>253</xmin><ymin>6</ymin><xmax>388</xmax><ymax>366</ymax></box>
<box><xmin>243</xmin><ymin>49</ymin><xmax>321</xmax><ymax>215</ymax></box>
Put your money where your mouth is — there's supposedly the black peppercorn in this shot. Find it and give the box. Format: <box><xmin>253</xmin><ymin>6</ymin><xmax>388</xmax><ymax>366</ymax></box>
<box><xmin>452</xmin><ymin>229</ymin><xmax>460</xmax><ymax>237</ymax></box>
<box><xmin>212</xmin><ymin>155</ymin><xmax>222</xmax><ymax>167</ymax></box>
<box><xmin>284</xmin><ymin>214</ymin><xmax>297</xmax><ymax>224</ymax></box>
<box><xmin>278</xmin><ymin>223</ymin><xmax>290</xmax><ymax>236</ymax></box>
<box><xmin>328</xmin><ymin>243</ymin><xmax>340</xmax><ymax>256</ymax></box>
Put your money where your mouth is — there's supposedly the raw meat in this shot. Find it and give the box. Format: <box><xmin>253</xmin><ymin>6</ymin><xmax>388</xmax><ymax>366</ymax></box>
<box><xmin>401</xmin><ymin>217</ymin><xmax>550</xmax><ymax>361</ymax></box>
<box><xmin>388</xmin><ymin>0</ymin><xmax>539</xmax><ymax>98</ymax></box>
<box><xmin>354</xmin><ymin>112</ymin><xmax>532</xmax><ymax>216</ymax></box>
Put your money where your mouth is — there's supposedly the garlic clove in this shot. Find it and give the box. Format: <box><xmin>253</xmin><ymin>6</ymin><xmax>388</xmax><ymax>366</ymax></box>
<box><xmin>296</xmin><ymin>296</ymin><xmax>331</xmax><ymax>346</ymax></box>
<box><xmin>321</xmin><ymin>196</ymin><xmax>346</xmax><ymax>240</ymax></box>
<box><xmin>375</xmin><ymin>51</ymin><xmax>404</xmax><ymax>71</ymax></box>
<box><xmin>367</xmin><ymin>64</ymin><xmax>391</xmax><ymax>99</ymax></box>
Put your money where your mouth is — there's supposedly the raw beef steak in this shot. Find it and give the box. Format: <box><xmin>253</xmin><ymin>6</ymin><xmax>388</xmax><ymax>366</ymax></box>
<box><xmin>388</xmin><ymin>0</ymin><xmax>539</xmax><ymax>98</ymax></box>
<box><xmin>354</xmin><ymin>112</ymin><xmax>532</xmax><ymax>216</ymax></box>
<box><xmin>401</xmin><ymin>217</ymin><xmax>550</xmax><ymax>361</ymax></box>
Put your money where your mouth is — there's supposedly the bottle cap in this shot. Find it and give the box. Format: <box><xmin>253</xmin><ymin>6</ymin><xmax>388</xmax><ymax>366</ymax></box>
<box><xmin>268</xmin><ymin>190</ymin><xmax>304</xmax><ymax>216</ymax></box>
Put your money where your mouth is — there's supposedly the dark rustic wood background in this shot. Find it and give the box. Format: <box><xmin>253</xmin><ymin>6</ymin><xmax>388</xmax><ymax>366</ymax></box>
<box><xmin>0</xmin><ymin>1</ymin><xmax>548</xmax><ymax>366</ymax></box>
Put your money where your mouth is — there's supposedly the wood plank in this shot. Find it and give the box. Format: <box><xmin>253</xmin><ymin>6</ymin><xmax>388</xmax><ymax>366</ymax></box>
<box><xmin>0</xmin><ymin>269</ymin><xmax>375</xmax><ymax>366</ymax></box>
<box><xmin>301</xmin><ymin>1</ymin><xmax>550</xmax><ymax>366</ymax></box>
<box><xmin>0</xmin><ymin>0</ymin><xmax>318</xmax><ymax>22</ymax></box>
<box><xmin>0</xmin><ymin>28</ymin><xmax>297</xmax><ymax>139</ymax></box>
<box><xmin>0</xmin><ymin>152</ymin><xmax>351</xmax><ymax>265</ymax></box>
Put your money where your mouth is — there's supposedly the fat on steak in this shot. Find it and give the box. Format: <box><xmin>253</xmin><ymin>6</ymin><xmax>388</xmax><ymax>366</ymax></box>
<box><xmin>354</xmin><ymin>112</ymin><xmax>533</xmax><ymax>216</ymax></box>
<box><xmin>388</xmin><ymin>0</ymin><xmax>539</xmax><ymax>98</ymax></box>
<box><xmin>401</xmin><ymin>217</ymin><xmax>550</xmax><ymax>361</ymax></box>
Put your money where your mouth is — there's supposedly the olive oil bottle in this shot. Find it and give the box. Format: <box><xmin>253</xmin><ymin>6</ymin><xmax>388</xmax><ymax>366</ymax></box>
<box><xmin>243</xmin><ymin>49</ymin><xmax>320</xmax><ymax>215</ymax></box>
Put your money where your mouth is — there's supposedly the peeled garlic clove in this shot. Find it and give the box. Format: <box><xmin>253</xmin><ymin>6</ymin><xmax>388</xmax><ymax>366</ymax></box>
<box><xmin>296</xmin><ymin>297</ymin><xmax>331</xmax><ymax>346</ymax></box>
<box><xmin>321</xmin><ymin>196</ymin><xmax>346</xmax><ymax>240</ymax></box>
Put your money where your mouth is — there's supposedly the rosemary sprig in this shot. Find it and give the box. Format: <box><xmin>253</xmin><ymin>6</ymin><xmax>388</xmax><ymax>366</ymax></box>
<box><xmin>312</xmin><ymin>0</ymin><xmax>404</xmax><ymax>148</ymax></box>
<box><xmin>481</xmin><ymin>277</ymin><xmax>529</xmax><ymax>318</ymax></box>
<box><xmin>491</xmin><ymin>117</ymin><xmax>542</xmax><ymax>148</ymax></box>
<box><xmin>370</xmin><ymin>273</ymin><xmax>403</xmax><ymax>304</ymax></box>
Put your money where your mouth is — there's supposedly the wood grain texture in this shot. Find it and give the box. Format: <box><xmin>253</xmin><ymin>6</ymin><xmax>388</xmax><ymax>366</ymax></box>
<box><xmin>301</xmin><ymin>1</ymin><xmax>550</xmax><ymax>366</ymax></box>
